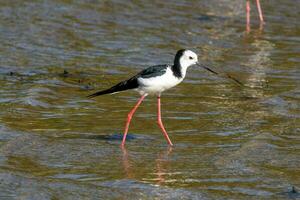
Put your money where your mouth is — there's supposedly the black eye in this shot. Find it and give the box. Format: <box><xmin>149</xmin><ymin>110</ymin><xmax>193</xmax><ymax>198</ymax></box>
<box><xmin>189</xmin><ymin>56</ymin><xmax>193</xmax><ymax>60</ymax></box>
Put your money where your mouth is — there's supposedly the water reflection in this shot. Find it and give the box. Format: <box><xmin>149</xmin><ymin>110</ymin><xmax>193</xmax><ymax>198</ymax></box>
<box><xmin>246</xmin><ymin>20</ymin><xmax>264</xmax><ymax>33</ymax></box>
<box><xmin>243</xmin><ymin>35</ymin><xmax>274</xmax><ymax>98</ymax></box>
<box><xmin>154</xmin><ymin>146</ymin><xmax>173</xmax><ymax>185</ymax></box>
<box><xmin>121</xmin><ymin>146</ymin><xmax>132</xmax><ymax>179</ymax></box>
<box><xmin>122</xmin><ymin>146</ymin><xmax>173</xmax><ymax>185</ymax></box>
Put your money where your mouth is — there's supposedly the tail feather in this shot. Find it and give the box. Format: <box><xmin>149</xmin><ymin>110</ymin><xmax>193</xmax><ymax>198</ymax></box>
<box><xmin>87</xmin><ymin>77</ymin><xmax>138</xmax><ymax>98</ymax></box>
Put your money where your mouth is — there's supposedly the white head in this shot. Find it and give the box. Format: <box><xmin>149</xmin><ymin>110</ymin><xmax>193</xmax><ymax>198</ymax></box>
<box><xmin>174</xmin><ymin>49</ymin><xmax>198</xmax><ymax>69</ymax></box>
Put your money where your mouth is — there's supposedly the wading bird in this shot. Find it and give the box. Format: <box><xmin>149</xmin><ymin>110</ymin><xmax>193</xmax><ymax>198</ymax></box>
<box><xmin>88</xmin><ymin>49</ymin><xmax>242</xmax><ymax>146</ymax></box>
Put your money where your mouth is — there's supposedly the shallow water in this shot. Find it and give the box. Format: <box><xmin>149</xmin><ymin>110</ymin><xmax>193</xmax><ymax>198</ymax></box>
<box><xmin>0</xmin><ymin>0</ymin><xmax>299</xmax><ymax>199</ymax></box>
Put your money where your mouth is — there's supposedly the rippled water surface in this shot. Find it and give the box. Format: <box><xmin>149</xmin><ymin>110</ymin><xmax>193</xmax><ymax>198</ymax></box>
<box><xmin>0</xmin><ymin>0</ymin><xmax>299</xmax><ymax>199</ymax></box>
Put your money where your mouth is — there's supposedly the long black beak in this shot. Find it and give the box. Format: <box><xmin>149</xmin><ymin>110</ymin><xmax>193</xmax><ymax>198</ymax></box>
<box><xmin>197</xmin><ymin>63</ymin><xmax>244</xmax><ymax>86</ymax></box>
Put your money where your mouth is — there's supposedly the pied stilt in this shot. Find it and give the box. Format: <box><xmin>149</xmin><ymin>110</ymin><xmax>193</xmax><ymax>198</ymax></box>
<box><xmin>88</xmin><ymin>49</ymin><xmax>241</xmax><ymax>146</ymax></box>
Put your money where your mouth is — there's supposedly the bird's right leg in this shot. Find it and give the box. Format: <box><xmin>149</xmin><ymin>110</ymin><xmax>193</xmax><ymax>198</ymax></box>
<box><xmin>121</xmin><ymin>94</ymin><xmax>146</xmax><ymax>147</ymax></box>
<box><xmin>157</xmin><ymin>96</ymin><xmax>173</xmax><ymax>146</ymax></box>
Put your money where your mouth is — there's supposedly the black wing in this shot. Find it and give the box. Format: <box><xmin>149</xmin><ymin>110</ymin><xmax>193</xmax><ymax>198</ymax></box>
<box><xmin>87</xmin><ymin>76</ymin><xmax>139</xmax><ymax>98</ymax></box>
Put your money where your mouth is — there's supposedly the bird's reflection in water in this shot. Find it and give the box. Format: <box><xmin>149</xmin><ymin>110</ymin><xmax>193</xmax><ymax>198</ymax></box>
<box><xmin>243</xmin><ymin>34</ymin><xmax>274</xmax><ymax>99</ymax></box>
<box><xmin>153</xmin><ymin>146</ymin><xmax>173</xmax><ymax>185</ymax></box>
<box><xmin>246</xmin><ymin>20</ymin><xmax>264</xmax><ymax>34</ymax></box>
<box><xmin>121</xmin><ymin>146</ymin><xmax>173</xmax><ymax>185</ymax></box>
<box><xmin>121</xmin><ymin>146</ymin><xmax>133</xmax><ymax>179</ymax></box>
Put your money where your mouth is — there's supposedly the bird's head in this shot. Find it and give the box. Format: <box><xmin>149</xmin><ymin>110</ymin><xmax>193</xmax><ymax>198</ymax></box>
<box><xmin>173</xmin><ymin>49</ymin><xmax>244</xmax><ymax>86</ymax></box>
<box><xmin>174</xmin><ymin>49</ymin><xmax>198</xmax><ymax>69</ymax></box>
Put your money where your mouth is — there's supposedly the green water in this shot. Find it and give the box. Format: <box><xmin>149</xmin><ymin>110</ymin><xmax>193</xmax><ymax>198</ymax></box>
<box><xmin>0</xmin><ymin>0</ymin><xmax>299</xmax><ymax>199</ymax></box>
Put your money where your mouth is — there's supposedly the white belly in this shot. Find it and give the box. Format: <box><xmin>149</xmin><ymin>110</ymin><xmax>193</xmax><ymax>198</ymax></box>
<box><xmin>137</xmin><ymin>67</ymin><xmax>183</xmax><ymax>95</ymax></box>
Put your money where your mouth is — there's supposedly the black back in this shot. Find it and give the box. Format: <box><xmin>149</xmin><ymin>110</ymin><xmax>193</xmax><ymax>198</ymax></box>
<box><xmin>137</xmin><ymin>65</ymin><xmax>168</xmax><ymax>78</ymax></box>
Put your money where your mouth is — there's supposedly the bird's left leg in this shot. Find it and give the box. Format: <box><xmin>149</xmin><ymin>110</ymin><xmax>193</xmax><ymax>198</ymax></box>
<box><xmin>157</xmin><ymin>96</ymin><xmax>173</xmax><ymax>146</ymax></box>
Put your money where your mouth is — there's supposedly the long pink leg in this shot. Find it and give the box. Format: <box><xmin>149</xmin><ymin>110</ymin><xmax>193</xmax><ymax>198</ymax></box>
<box><xmin>121</xmin><ymin>94</ymin><xmax>146</xmax><ymax>147</ymax></box>
<box><xmin>246</xmin><ymin>0</ymin><xmax>251</xmax><ymax>26</ymax></box>
<box><xmin>256</xmin><ymin>0</ymin><xmax>264</xmax><ymax>22</ymax></box>
<box><xmin>157</xmin><ymin>96</ymin><xmax>173</xmax><ymax>146</ymax></box>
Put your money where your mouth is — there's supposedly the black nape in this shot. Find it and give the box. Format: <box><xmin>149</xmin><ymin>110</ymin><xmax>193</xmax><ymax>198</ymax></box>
<box><xmin>172</xmin><ymin>49</ymin><xmax>186</xmax><ymax>78</ymax></box>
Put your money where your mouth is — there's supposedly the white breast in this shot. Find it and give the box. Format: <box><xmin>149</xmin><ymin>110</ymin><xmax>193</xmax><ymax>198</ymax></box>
<box><xmin>137</xmin><ymin>67</ymin><xmax>184</xmax><ymax>95</ymax></box>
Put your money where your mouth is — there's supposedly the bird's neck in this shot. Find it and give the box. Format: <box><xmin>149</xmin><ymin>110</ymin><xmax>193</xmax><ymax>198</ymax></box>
<box><xmin>171</xmin><ymin>63</ymin><xmax>187</xmax><ymax>79</ymax></box>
